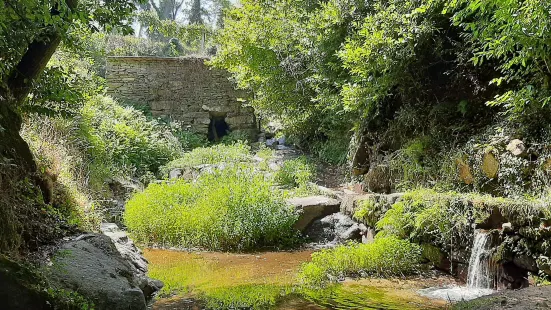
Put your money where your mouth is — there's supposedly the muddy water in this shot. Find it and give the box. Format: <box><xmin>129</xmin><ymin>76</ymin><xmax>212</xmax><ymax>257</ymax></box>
<box><xmin>145</xmin><ymin>249</ymin><xmax>449</xmax><ymax>310</ymax></box>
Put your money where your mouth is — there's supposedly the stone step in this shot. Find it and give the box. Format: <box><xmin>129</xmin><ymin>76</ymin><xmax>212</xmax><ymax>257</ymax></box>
<box><xmin>287</xmin><ymin>195</ymin><xmax>341</xmax><ymax>231</ymax></box>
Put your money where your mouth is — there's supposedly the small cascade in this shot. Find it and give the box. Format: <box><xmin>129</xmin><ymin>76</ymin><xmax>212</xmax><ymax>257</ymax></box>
<box><xmin>418</xmin><ymin>230</ymin><xmax>498</xmax><ymax>301</ymax></box>
<box><xmin>467</xmin><ymin>230</ymin><xmax>497</xmax><ymax>289</ymax></box>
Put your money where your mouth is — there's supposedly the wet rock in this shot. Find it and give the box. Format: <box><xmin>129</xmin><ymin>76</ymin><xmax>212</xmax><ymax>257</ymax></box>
<box><xmin>44</xmin><ymin>234</ymin><xmax>160</xmax><ymax>310</ymax></box>
<box><xmin>513</xmin><ymin>255</ymin><xmax>538</xmax><ymax>273</ymax></box>
<box><xmin>458</xmin><ymin>285</ymin><xmax>551</xmax><ymax>310</ymax></box>
<box><xmin>266</xmin><ymin>138</ymin><xmax>277</xmax><ymax>146</ymax></box>
<box><xmin>288</xmin><ymin>196</ymin><xmax>341</xmax><ymax>232</ymax></box>
<box><xmin>340</xmin><ymin>191</ymin><xmax>377</xmax><ymax>216</ymax></box>
<box><xmin>304</xmin><ymin>213</ymin><xmax>363</xmax><ymax>245</ymax></box>
<box><xmin>536</xmin><ymin>256</ymin><xmax>551</xmax><ymax>276</ymax></box>
<box><xmin>106</xmin><ymin>178</ymin><xmax>143</xmax><ymax>224</ymax></box>
<box><xmin>384</xmin><ymin>193</ymin><xmax>404</xmax><ymax>205</ymax></box>
<box><xmin>500</xmin><ymin>262</ymin><xmax>529</xmax><ymax>289</ymax></box>
<box><xmin>340</xmin><ymin>191</ymin><xmax>401</xmax><ymax>222</ymax></box>
<box><xmin>100</xmin><ymin>223</ymin><xmax>162</xmax><ymax>301</ymax></box>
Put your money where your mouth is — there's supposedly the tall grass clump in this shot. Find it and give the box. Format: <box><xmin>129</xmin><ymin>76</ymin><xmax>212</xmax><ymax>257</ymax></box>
<box><xmin>125</xmin><ymin>165</ymin><xmax>300</xmax><ymax>250</ymax></box>
<box><xmin>275</xmin><ymin>156</ymin><xmax>315</xmax><ymax>189</ymax></box>
<box><xmin>297</xmin><ymin>237</ymin><xmax>421</xmax><ymax>287</ymax></box>
<box><xmin>160</xmin><ymin>142</ymin><xmax>252</xmax><ymax>176</ymax></box>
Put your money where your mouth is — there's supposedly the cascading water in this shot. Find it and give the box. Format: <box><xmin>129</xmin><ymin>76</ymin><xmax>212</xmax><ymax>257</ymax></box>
<box><xmin>418</xmin><ymin>230</ymin><xmax>497</xmax><ymax>301</ymax></box>
<box><xmin>467</xmin><ymin>230</ymin><xmax>496</xmax><ymax>290</ymax></box>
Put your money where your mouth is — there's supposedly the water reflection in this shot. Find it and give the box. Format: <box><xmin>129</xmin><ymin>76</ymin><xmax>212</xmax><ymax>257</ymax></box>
<box><xmin>146</xmin><ymin>249</ymin><xmax>449</xmax><ymax>310</ymax></box>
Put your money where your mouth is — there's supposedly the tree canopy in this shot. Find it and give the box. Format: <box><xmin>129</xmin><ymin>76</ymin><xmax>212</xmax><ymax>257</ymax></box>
<box><xmin>212</xmin><ymin>0</ymin><xmax>551</xmax><ymax>144</ymax></box>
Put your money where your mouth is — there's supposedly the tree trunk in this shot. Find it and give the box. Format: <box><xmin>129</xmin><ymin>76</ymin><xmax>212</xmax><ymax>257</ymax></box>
<box><xmin>7</xmin><ymin>32</ymin><xmax>61</xmax><ymax>106</ymax></box>
<box><xmin>1</xmin><ymin>0</ymin><xmax>78</xmax><ymax>194</ymax></box>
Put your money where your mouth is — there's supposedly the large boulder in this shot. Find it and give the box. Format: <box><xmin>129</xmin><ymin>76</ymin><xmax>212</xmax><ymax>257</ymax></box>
<box><xmin>304</xmin><ymin>212</ymin><xmax>365</xmax><ymax>246</ymax></box>
<box><xmin>101</xmin><ymin>223</ymin><xmax>148</xmax><ymax>274</ymax></box>
<box><xmin>44</xmin><ymin>233</ymin><xmax>161</xmax><ymax>310</ymax></box>
<box><xmin>288</xmin><ymin>196</ymin><xmax>341</xmax><ymax>231</ymax></box>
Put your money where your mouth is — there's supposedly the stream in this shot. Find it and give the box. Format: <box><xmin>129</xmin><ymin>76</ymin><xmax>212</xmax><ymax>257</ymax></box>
<box><xmin>146</xmin><ymin>249</ymin><xmax>452</xmax><ymax>310</ymax></box>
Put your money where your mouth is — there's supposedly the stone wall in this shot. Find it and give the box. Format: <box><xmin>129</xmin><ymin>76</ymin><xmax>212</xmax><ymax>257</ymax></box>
<box><xmin>106</xmin><ymin>56</ymin><xmax>256</xmax><ymax>138</ymax></box>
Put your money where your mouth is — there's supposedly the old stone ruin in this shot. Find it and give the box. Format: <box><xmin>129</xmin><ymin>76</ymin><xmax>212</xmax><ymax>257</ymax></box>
<box><xmin>106</xmin><ymin>56</ymin><xmax>257</xmax><ymax>141</ymax></box>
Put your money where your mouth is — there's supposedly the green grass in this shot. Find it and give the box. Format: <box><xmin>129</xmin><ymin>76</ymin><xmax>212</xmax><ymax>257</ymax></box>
<box><xmin>297</xmin><ymin>237</ymin><xmax>422</xmax><ymax>287</ymax></box>
<box><xmin>125</xmin><ymin>165</ymin><xmax>300</xmax><ymax>251</ymax></box>
<box><xmin>202</xmin><ymin>284</ymin><xmax>291</xmax><ymax>309</ymax></box>
<box><xmin>159</xmin><ymin>141</ymin><xmax>253</xmax><ymax>177</ymax></box>
<box><xmin>275</xmin><ymin>156</ymin><xmax>315</xmax><ymax>189</ymax></box>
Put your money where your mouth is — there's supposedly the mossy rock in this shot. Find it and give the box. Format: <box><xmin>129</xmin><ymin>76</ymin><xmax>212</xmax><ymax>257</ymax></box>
<box><xmin>481</xmin><ymin>152</ymin><xmax>499</xmax><ymax>179</ymax></box>
<box><xmin>456</xmin><ymin>158</ymin><xmax>474</xmax><ymax>185</ymax></box>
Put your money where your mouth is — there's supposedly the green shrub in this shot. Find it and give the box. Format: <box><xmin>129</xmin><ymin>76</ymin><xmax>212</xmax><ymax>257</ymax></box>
<box><xmin>80</xmin><ymin>95</ymin><xmax>182</xmax><ymax>180</ymax></box>
<box><xmin>173</xmin><ymin>130</ymin><xmax>209</xmax><ymax>151</ymax></box>
<box><xmin>275</xmin><ymin>156</ymin><xmax>315</xmax><ymax>189</ymax></box>
<box><xmin>22</xmin><ymin>115</ymin><xmax>103</xmax><ymax>230</ymax></box>
<box><xmin>376</xmin><ymin>189</ymin><xmax>468</xmax><ymax>248</ymax></box>
<box><xmin>353</xmin><ymin>198</ymin><xmax>384</xmax><ymax>228</ymax></box>
<box><xmin>220</xmin><ymin>130</ymin><xmax>253</xmax><ymax>145</ymax></box>
<box><xmin>125</xmin><ymin>165</ymin><xmax>300</xmax><ymax>250</ymax></box>
<box><xmin>311</xmin><ymin>137</ymin><xmax>350</xmax><ymax>165</ymax></box>
<box><xmin>297</xmin><ymin>237</ymin><xmax>422</xmax><ymax>287</ymax></box>
<box><xmin>160</xmin><ymin>142</ymin><xmax>252</xmax><ymax>177</ymax></box>
<box><xmin>375</xmin><ymin>189</ymin><xmax>548</xmax><ymax>254</ymax></box>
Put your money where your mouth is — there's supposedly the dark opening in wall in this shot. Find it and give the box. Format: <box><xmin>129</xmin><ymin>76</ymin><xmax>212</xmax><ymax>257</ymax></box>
<box><xmin>208</xmin><ymin>112</ymin><xmax>230</xmax><ymax>141</ymax></box>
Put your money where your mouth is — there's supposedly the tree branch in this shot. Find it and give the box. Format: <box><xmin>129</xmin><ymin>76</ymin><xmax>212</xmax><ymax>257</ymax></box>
<box><xmin>5</xmin><ymin>0</ymin><xmax>79</xmax><ymax>106</ymax></box>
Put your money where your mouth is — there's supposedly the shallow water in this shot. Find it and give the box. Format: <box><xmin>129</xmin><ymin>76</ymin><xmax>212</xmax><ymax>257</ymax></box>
<box><xmin>145</xmin><ymin>249</ymin><xmax>449</xmax><ymax>310</ymax></box>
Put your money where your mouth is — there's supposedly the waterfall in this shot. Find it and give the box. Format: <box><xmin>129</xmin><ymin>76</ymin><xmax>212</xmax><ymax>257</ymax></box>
<box><xmin>418</xmin><ymin>230</ymin><xmax>497</xmax><ymax>301</ymax></box>
<box><xmin>467</xmin><ymin>230</ymin><xmax>496</xmax><ymax>289</ymax></box>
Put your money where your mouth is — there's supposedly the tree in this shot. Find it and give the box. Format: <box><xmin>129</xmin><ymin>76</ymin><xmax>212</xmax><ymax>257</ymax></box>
<box><xmin>0</xmin><ymin>0</ymin><xmax>137</xmax><ymax>177</ymax></box>
<box><xmin>213</xmin><ymin>0</ymin><xmax>231</xmax><ymax>28</ymax></box>
<box><xmin>149</xmin><ymin>0</ymin><xmax>185</xmax><ymax>21</ymax></box>
<box><xmin>188</xmin><ymin>0</ymin><xmax>207</xmax><ymax>25</ymax></box>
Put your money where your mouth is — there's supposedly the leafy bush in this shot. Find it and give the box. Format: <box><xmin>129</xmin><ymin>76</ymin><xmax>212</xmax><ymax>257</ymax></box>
<box><xmin>171</xmin><ymin>129</ymin><xmax>209</xmax><ymax>151</ymax></box>
<box><xmin>80</xmin><ymin>95</ymin><xmax>182</xmax><ymax>181</ymax></box>
<box><xmin>160</xmin><ymin>142</ymin><xmax>252</xmax><ymax>176</ymax></box>
<box><xmin>275</xmin><ymin>157</ymin><xmax>315</xmax><ymax>189</ymax></box>
<box><xmin>376</xmin><ymin>190</ymin><xmax>469</xmax><ymax>248</ymax></box>
<box><xmin>125</xmin><ymin>165</ymin><xmax>300</xmax><ymax>250</ymax></box>
<box><xmin>220</xmin><ymin>130</ymin><xmax>253</xmax><ymax>145</ymax></box>
<box><xmin>311</xmin><ymin>137</ymin><xmax>350</xmax><ymax>165</ymax></box>
<box><xmin>375</xmin><ymin>189</ymin><xmax>548</xmax><ymax>254</ymax></box>
<box><xmin>297</xmin><ymin>237</ymin><xmax>422</xmax><ymax>287</ymax></box>
<box><xmin>353</xmin><ymin>198</ymin><xmax>385</xmax><ymax>228</ymax></box>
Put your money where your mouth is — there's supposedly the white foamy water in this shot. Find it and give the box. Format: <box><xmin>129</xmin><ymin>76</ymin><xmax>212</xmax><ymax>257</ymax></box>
<box><xmin>419</xmin><ymin>231</ymin><xmax>497</xmax><ymax>301</ymax></box>
<box><xmin>418</xmin><ymin>285</ymin><xmax>494</xmax><ymax>301</ymax></box>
